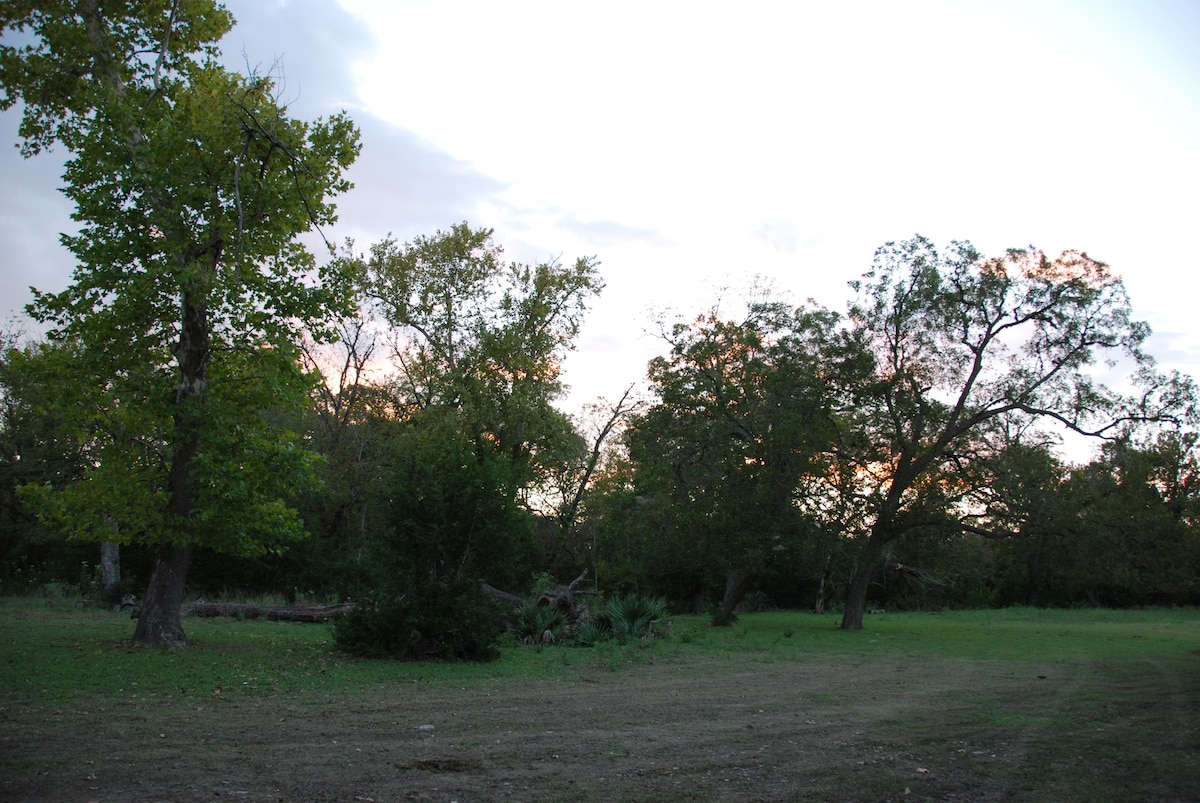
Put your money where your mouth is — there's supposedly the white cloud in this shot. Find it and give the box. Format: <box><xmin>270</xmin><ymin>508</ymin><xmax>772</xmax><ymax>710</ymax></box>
<box><xmin>3</xmin><ymin>0</ymin><xmax>1197</xmax><ymax>413</ymax></box>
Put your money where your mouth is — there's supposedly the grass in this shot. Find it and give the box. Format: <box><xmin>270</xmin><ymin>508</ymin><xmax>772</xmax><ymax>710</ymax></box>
<box><xmin>4</xmin><ymin>597</ymin><xmax>1196</xmax><ymax>704</ymax></box>
<box><xmin>2</xmin><ymin>597</ymin><xmax>1197</xmax><ymax>801</ymax></box>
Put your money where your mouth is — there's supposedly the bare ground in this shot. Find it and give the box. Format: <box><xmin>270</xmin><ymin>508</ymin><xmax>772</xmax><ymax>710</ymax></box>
<box><xmin>2</xmin><ymin>651</ymin><xmax>1197</xmax><ymax>802</ymax></box>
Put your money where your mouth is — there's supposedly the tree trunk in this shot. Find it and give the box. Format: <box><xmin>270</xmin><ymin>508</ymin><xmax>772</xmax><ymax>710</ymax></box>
<box><xmin>813</xmin><ymin>554</ymin><xmax>832</xmax><ymax>614</ymax></box>
<box><xmin>480</xmin><ymin>581</ymin><xmax>525</xmax><ymax>612</ymax></box>
<box><xmin>841</xmin><ymin>562</ymin><xmax>872</xmax><ymax>630</ymax></box>
<box><xmin>132</xmin><ymin>280</ymin><xmax>211</xmax><ymax>648</ymax></box>
<box><xmin>711</xmin><ymin>567</ymin><xmax>754</xmax><ymax>627</ymax></box>
<box><xmin>132</xmin><ymin>544</ymin><xmax>191</xmax><ymax>648</ymax></box>
<box><xmin>842</xmin><ymin>535</ymin><xmax>887</xmax><ymax>630</ymax></box>
<box><xmin>100</xmin><ymin>542</ymin><xmax>121</xmax><ymax>604</ymax></box>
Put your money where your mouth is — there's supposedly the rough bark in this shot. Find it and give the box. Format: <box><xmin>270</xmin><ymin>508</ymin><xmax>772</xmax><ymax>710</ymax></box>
<box><xmin>841</xmin><ymin>563</ymin><xmax>872</xmax><ymax>630</ymax></box>
<box><xmin>100</xmin><ymin>542</ymin><xmax>121</xmax><ymax>604</ymax></box>
<box><xmin>132</xmin><ymin>544</ymin><xmax>192</xmax><ymax>648</ymax></box>
<box><xmin>711</xmin><ymin>568</ymin><xmax>754</xmax><ymax>627</ymax></box>
<box><xmin>482</xmin><ymin>570</ymin><xmax>595</xmax><ymax>633</ymax></box>
<box><xmin>842</xmin><ymin>536</ymin><xmax>887</xmax><ymax>630</ymax></box>
<box><xmin>134</xmin><ymin>281</ymin><xmax>211</xmax><ymax>648</ymax></box>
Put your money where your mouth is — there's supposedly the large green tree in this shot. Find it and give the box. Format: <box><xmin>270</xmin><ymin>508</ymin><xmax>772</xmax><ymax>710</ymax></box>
<box><xmin>328</xmin><ymin>225</ymin><xmax>603</xmax><ymax>658</ymax></box>
<box><xmin>835</xmin><ymin>237</ymin><xmax>1193</xmax><ymax>628</ymax></box>
<box><xmin>626</xmin><ymin>300</ymin><xmax>868</xmax><ymax>624</ymax></box>
<box><xmin>359</xmin><ymin>223</ymin><xmax>603</xmax><ymax>485</ymax></box>
<box><xmin>1</xmin><ymin>2</ymin><xmax>361</xmax><ymax>646</ymax></box>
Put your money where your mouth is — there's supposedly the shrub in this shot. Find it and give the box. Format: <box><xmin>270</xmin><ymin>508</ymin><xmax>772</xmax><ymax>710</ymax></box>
<box><xmin>333</xmin><ymin>578</ymin><xmax>501</xmax><ymax>661</ymax></box>
<box><xmin>570</xmin><ymin>619</ymin><xmax>610</xmax><ymax>647</ymax></box>
<box><xmin>594</xmin><ymin>593</ymin><xmax>669</xmax><ymax>643</ymax></box>
<box><xmin>510</xmin><ymin>602</ymin><xmax>567</xmax><ymax>644</ymax></box>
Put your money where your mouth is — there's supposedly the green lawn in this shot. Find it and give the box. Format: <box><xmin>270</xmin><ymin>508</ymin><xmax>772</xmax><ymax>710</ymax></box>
<box><xmin>4</xmin><ymin>597</ymin><xmax>1196</xmax><ymax>704</ymax></box>
<box><xmin>2</xmin><ymin>598</ymin><xmax>1197</xmax><ymax>801</ymax></box>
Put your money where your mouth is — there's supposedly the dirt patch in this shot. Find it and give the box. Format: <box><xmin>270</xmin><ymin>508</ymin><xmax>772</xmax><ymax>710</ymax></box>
<box><xmin>2</xmin><ymin>653</ymin><xmax>1196</xmax><ymax>801</ymax></box>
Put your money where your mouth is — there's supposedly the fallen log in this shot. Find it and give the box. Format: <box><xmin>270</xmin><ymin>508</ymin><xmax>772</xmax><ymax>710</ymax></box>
<box><xmin>181</xmin><ymin>601</ymin><xmax>357</xmax><ymax>623</ymax></box>
<box><xmin>535</xmin><ymin>569</ymin><xmax>595</xmax><ymax>632</ymax></box>
<box><xmin>480</xmin><ymin>582</ymin><xmax>525</xmax><ymax>611</ymax></box>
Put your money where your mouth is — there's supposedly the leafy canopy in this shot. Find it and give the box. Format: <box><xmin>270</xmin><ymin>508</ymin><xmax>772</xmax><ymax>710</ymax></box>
<box><xmin>2</xmin><ymin>1</ymin><xmax>361</xmax><ymax>556</ymax></box>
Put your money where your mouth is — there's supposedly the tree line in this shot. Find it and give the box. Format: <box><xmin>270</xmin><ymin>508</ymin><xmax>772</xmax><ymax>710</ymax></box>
<box><xmin>1</xmin><ymin>3</ymin><xmax>1196</xmax><ymax>654</ymax></box>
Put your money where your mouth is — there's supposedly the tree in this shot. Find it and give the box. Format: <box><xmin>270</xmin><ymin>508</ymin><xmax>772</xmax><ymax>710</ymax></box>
<box><xmin>525</xmin><ymin>386</ymin><xmax>641</xmax><ymax>576</ymax></box>
<box><xmin>0</xmin><ymin>330</ymin><xmax>93</xmax><ymax>591</ymax></box>
<box><xmin>359</xmin><ymin>223</ymin><xmax>603</xmax><ymax>483</ymax></box>
<box><xmin>625</xmin><ymin>300</ymin><xmax>868</xmax><ymax>624</ymax></box>
<box><xmin>2</xmin><ymin>3</ymin><xmax>361</xmax><ymax>646</ymax></box>
<box><xmin>333</xmin><ymin>407</ymin><xmax>537</xmax><ymax>661</ymax></box>
<box><xmin>355</xmin><ymin>223</ymin><xmax>605</xmax><ymax>561</ymax></box>
<box><xmin>835</xmin><ymin>237</ymin><xmax>1194</xmax><ymax>628</ymax></box>
<box><xmin>286</xmin><ymin>313</ymin><xmax>398</xmax><ymax>599</ymax></box>
<box><xmin>1049</xmin><ymin>432</ymin><xmax>1199</xmax><ymax>606</ymax></box>
<box><xmin>327</xmin><ymin>225</ymin><xmax>603</xmax><ymax>658</ymax></box>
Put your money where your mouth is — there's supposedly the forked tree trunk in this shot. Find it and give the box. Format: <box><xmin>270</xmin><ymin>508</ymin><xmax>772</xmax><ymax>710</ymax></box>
<box><xmin>842</xmin><ymin>537</ymin><xmax>885</xmax><ymax>630</ymax></box>
<box><xmin>133</xmin><ymin>544</ymin><xmax>191</xmax><ymax>648</ymax></box>
<box><xmin>841</xmin><ymin>563</ymin><xmax>872</xmax><ymax>630</ymax></box>
<box><xmin>711</xmin><ymin>568</ymin><xmax>754</xmax><ymax>627</ymax></box>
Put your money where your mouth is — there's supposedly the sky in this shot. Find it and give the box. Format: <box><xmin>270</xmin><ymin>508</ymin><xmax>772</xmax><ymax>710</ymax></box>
<box><xmin>3</xmin><ymin>0</ymin><xmax>1199</xmax><ymax>417</ymax></box>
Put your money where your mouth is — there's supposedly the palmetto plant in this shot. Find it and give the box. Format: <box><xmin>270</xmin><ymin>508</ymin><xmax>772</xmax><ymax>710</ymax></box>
<box><xmin>511</xmin><ymin>602</ymin><xmax>568</xmax><ymax>644</ymax></box>
<box><xmin>595</xmin><ymin>594</ymin><xmax>669</xmax><ymax>643</ymax></box>
<box><xmin>570</xmin><ymin>620</ymin><xmax>610</xmax><ymax>647</ymax></box>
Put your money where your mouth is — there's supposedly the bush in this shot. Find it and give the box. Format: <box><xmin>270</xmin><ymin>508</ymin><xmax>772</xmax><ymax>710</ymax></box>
<box><xmin>333</xmin><ymin>578</ymin><xmax>501</xmax><ymax>661</ymax></box>
<box><xmin>570</xmin><ymin>619</ymin><xmax>610</xmax><ymax>647</ymax></box>
<box><xmin>510</xmin><ymin>602</ymin><xmax>568</xmax><ymax>644</ymax></box>
<box><xmin>594</xmin><ymin>593</ymin><xmax>669</xmax><ymax>643</ymax></box>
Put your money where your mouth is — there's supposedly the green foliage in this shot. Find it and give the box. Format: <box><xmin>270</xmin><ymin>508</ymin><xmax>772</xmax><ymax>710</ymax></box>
<box><xmin>15</xmin><ymin>341</ymin><xmax>325</xmax><ymax>555</ymax></box>
<box><xmin>317</xmin><ymin>224</ymin><xmax>604</xmax><ymax>657</ymax></box>
<box><xmin>594</xmin><ymin>593</ymin><xmax>670</xmax><ymax>643</ymax></box>
<box><xmin>834</xmin><ymin>237</ymin><xmax>1196</xmax><ymax>627</ymax></box>
<box><xmin>569</xmin><ymin>619</ymin><xmax>610</xmax><ymax>647</ymax></box>
<box><xmin>333</xmin><ymin>578</ymin><xmax>501</xmax><ymax>661</ymax></box>
<box><xmin>504</xmin><ymin>592</ymin><xmax>672</xmax><ymax>648</ymax></box>
<box><xmin>510</xmin><ymin>602</ymin><xmax>568</xmax><ymax>644</ymax></box>
<box><xmin>990</xmin><ymin>431</ymin><xmax>1200</xmax><ymax>607</ymax></box>
<box><xmin>356</xmin><ymin>223</ymin><xmax>603</xmax><ymax>487</ymax></box>
<box><xmin>1</xmin><ymin>2</ymin><xmax>362</xmax><ymax>644</ymax></box>
<box><xmin>332</xmin><ymin>410</ymin><xmax>540</xmax><ymax>661</ymax></box>
<box><xmin>377</xmin><ymin>410</ymin><xmax>541</xmax><ymax>591</ymax></box>
<box><xmin>0</xmin><ymin>335</ymin><xmax>93</xmax><ymax>589</ymax></box>
<box><xmin>614</xmin><ymin>299</ymin><xmax>865</xmax><ymax>610</ymax></box>
<box><xmin>0</xmin><ymin>1</ymin><xmax>235</xmax><ymax>155</ymax></box>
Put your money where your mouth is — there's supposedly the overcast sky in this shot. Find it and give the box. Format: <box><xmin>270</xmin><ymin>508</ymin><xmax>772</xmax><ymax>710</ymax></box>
<box><xmin>3</xmin><ymin>0</ymin><xmax>1198</xmax><ymax>415</ymax></box>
